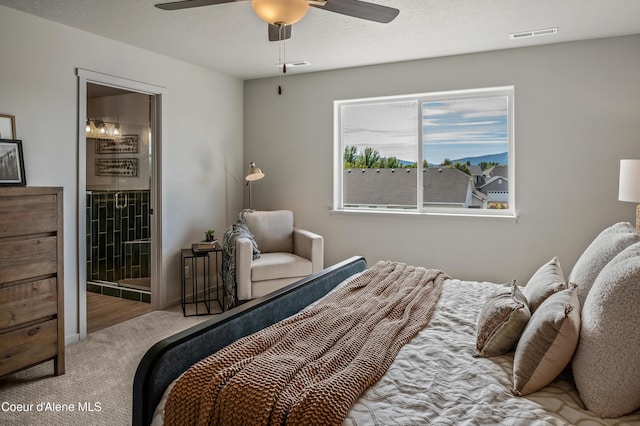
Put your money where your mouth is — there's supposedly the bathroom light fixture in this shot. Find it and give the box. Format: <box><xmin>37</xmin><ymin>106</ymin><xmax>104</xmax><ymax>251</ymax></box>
<box><xmin>86</xmin><ymin>119</ymin><xmax>122</xmax><ymax>136</ymax></box>
<box><xmin>245</xmin><ymin>161</ymin><xmax>265</xmax><ymax>210</ymax></box>
<box><xmin>619</xmin><ymin>159</ymin><xmax>640</xmax><ymax>232</ymax></box>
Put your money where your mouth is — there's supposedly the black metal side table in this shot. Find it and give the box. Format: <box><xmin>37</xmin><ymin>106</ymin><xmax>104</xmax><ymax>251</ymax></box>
<box><xmin>180</xmin><ymin>242</ymin><xmax>223</xmax><ymax>316</ymax></box>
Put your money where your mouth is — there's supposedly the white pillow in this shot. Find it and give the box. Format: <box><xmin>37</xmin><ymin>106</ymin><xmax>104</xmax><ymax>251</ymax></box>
<box><xmin>522</xmin><ymin>257</ymin><xmax>567</xmax><ymax>313</ymax></box>
<box><xmin>512</xmin><ymin>287</ymin><xmax>580</xmax><ymax>396</ymax></box>
<box><xmin>475</xmin><ymin>281</ymin><xmax>530</xmax><ymax>357</ymax></box>
<box><xmin>568</xmin><ymin>222</ymin><xmax>640</xmax><ymax>306</ymax></box>
<box><xmin>572</xmin><ymin>242</ymin><xmax>640</xmax><ymax>418</ymax></box>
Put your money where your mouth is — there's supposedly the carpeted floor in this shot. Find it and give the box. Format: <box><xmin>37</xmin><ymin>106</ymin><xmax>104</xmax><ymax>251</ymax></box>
<box><xmin>0</xmin><ymin>309</ymin><xmax>208</xmax><ymax>425</ymax></box>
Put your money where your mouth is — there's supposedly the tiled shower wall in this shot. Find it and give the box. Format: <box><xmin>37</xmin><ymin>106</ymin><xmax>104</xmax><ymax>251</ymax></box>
<box><xmin>86</xmin><ymin>190</ymin><xmax>150</xmax><ymax>286</ymax></box>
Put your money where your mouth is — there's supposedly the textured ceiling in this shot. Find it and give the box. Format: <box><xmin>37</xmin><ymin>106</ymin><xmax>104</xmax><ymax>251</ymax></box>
<box><xmin>1</xmin><ymin>0</ymin><xmax>639</xmax><ymax>80</ymax></box>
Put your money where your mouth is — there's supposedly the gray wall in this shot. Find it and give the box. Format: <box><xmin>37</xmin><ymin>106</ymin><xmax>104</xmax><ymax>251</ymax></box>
<box><xmin>244</xmin><ymin>35</ymin><xmax>640</xmax><ymax>284</ymax></box>
<box><xmin>0</xmin><ymin>6</ymin><xmax>245</xmax><ymax>342</ymax></box>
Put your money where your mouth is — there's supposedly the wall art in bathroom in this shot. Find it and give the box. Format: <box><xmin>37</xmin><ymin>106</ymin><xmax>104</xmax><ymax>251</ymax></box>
<box><xmin>95</xmin><ymin>158</ymin><xmax>138</xmax><ymax>177</ymax></box>
<box><xmin>92</xmin><ymin>134</ymin><xmax>138</xmax><ymax>154</ymax></box>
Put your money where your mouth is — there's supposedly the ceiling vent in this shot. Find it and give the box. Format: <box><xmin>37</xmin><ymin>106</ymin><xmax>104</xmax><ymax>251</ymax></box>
<box><xmin>274</xmin><ymin>60</ymin><xmax>311</xmax><ymax>68</ymax></box>
<box><xmin>509</xmin><ymin>27</ymin><xmax>558</xmax><ymax>40</ymax></box>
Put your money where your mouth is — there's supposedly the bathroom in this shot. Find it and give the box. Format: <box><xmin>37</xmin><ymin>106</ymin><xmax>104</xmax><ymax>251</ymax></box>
<box><xmin>85</xmin><ymin>84</ymin><xmax>153</xmax><ymax>306</ymax></box>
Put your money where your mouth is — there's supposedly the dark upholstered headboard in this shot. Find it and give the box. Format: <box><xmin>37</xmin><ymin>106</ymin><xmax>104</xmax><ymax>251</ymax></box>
<box><xmin>132</xmin><ymin>256</ymin><xmax>367</xmax><ymax>426</ymax></box>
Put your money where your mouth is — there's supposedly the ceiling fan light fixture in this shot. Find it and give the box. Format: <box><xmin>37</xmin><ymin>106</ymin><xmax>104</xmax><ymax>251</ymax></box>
<box><xmin>251</xmin><ymin>0</ymin><xmax>309</xmax><ymax>25</ymax></box>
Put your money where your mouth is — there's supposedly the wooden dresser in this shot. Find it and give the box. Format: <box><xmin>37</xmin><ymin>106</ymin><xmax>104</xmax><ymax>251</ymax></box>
<box><xmin>0</xmin><ymin>187</ymin><xmax>64</xmax><ymax>377</ymax></box>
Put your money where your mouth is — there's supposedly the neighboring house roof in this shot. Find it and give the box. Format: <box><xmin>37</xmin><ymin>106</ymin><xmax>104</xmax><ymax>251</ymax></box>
<box><xmin>343</xmin><ymin>168</ymin><xmax>417</xmax><ymax>206</ymax></box>
<box><xmin>493</xmin><ymin>165</ymin><xmax>508</xmax><ymax>178</ymax></box>
<box><xmin>484</xmin><ymin>165</ymin><xmax>508</xmax><ymax>179</ymax></box>
<box><xmin>473</xmin><ymin>189</ymin><xmax>489</xmax><ymax>202</ymax></box>
<box><xmin>468</xmin><ymin>165</ymin><xmax>483</xmax><ymax>176</ymax></box>
<box><xmin>423</xmin><ymin>168</ymin><xmax>473</xmax><ymax>204</ymax></box>
<box><xmin>479</xmin><ymin>175</ymin><xmax>509</xmax><ymax>192</ymax></box>
<box><xmin>343</xmin><ymin>167</ymin><xmax>480</xmax><ymax>207</ymax></box>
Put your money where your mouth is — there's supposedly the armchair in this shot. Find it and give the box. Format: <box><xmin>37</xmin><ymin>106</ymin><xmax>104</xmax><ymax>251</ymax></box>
<box><xmin>235</xmin><ymin>210</ymin><xmax>324</xmax><ymax>300</ymax></box>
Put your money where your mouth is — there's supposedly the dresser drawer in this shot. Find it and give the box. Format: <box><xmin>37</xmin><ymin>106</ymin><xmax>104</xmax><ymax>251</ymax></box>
<box><xmin>0</xmin><ymin>194</ymin><xmax>57</xmax><ymax>238</ymax></box>
<box><xmin>0</xmin><ymin>237</ymin><xmax>57</xmax><ymax>284</ymax></box>
<box><xmin>0</xmin><ymin>318</ymin><xmax>58</xmax><ymax>377</ymax></box>
<box><xmin>0</xmin><ymin>278</ymin><xmax>57</xmax><ymax>328</ymax></box>
<box><xmin>0</xmin><ymin>187</ymin><xmax>63</xmax><ymax>378</ymax></box>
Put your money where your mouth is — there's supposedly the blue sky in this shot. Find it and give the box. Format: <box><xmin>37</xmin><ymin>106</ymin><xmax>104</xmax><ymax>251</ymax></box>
<box><xmin>422</xmin><ymin>97</ymin><xmax>508</xmax><ymax>164</ymax></box>
<box><xmin>342</xmin><ymin>96</ymin><xmax>508</xmax><ymax>165</ymax></box>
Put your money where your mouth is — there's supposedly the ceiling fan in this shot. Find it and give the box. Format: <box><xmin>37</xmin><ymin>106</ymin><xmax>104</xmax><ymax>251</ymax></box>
<box><xmin>155</xmin><ymin>0</ymin><xmax>400</xmax><ymax>41</ymax></box>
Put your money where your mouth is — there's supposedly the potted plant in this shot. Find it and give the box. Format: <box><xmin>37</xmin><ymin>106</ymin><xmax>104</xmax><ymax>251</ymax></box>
<box><xmin>205</xmin><ymin>229</ymin><xmax>215</xmax><ymax>242</ymax></box>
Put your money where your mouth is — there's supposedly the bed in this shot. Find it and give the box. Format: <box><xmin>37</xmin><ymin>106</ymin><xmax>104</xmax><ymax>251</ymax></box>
<box><xmin>133</xmin><ymin>223</ymin><xmax>640</xmax><ymax>426</ymax></box>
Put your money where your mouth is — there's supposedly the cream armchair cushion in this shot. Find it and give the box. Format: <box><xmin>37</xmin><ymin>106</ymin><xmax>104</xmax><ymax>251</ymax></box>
<box><xmin>236</xmin><ymin>210</ymin><xmax>323</xmax><ymax>300</ymax></box>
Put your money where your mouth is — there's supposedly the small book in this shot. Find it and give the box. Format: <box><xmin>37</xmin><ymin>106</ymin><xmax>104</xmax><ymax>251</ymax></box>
<box><xmin>193</xmin><ymin>240</ymin><xmax>218</xmax><ymax>251</ymax></box>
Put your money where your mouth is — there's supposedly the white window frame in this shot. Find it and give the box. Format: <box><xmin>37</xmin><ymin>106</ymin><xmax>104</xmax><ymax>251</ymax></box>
<box><xmin>333</xmin><ymin>86</ymin><xmax>515</xmax><ymax>218</ymax></box>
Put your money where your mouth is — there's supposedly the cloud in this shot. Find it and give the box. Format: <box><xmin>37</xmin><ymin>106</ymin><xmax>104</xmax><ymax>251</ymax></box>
<box><xmin>341</xmin><ymin>94</ymin><xmax>508</xmax><ymax>163</ymax></box>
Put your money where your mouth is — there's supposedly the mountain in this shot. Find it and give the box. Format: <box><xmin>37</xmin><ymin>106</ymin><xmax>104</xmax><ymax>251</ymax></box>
<box><xmin>451</xmin><ymin>152</ymin><xmax>508</xmax><ymax>166</ymax></box>
<box><xmin>397</xmin><ymin>152</ymin><xmax>508</xmax><ymax>167</ymax></box>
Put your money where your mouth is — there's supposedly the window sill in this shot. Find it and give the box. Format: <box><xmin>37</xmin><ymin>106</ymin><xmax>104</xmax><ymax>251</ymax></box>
<box><xmin>330</xmin><ymin>208</ymin><xmax>518</xmax><ymax>223</ymax></box>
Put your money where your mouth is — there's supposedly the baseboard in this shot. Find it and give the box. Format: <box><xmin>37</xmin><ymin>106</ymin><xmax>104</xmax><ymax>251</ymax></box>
<box><xmin>65</xmin><ymin>333</ymin><xmax>80</xmax><ymax>345</ymax></box>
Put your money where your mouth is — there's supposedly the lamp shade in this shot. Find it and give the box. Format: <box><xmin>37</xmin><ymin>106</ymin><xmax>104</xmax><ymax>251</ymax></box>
<box><xmin>245</xmin><ymin>161</ymin><xmax>265</xmax><ymax>182</ymax></box>
<box><xmin>251</xmin><ymin>0</ymin><xmax>309</xmax><ymax>25</ymax></box>
<box><xmin>619</xmin><ymin>159</ymin><xmax>640</xmax><ymax>202</ymax></box>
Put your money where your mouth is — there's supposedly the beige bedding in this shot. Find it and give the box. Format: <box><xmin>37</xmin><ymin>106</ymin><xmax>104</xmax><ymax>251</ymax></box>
<box><xmin>154</xmin><ymin>274</ymin><xmax>640</xmax><ymax>425</ymax></box>
<box><xmin>163</xmin><ymin>261</ymin><xmax>447</xmax><ymax>425</ymax></box>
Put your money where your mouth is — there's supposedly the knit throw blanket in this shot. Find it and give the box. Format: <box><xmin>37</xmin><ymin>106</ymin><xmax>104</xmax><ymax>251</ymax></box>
<box><xmin>221</xmin><ymin>210</ymin><xmax>260</xmax><ymax>310</ymax></box>
<box><xmin>164</xmin><ymin>261</ymin><xmax>448</xmax><ymax>426</ymax></box>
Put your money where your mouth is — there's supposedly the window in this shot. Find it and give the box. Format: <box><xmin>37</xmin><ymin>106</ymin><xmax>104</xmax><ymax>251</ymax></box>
<box><xmin>334</xmin><ymin>86</ymin><xmax>514</xmax><ymax>217</ymax></box>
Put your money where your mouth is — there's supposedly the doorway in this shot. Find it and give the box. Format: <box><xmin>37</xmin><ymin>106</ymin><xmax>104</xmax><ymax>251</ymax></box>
<box><xmin>77</xmin><ymin>69</ymin><xmax>164</xmax><ymax>339</ymax></box>
<box><xmin>85</xmin><ymin>84</ymin><xmax>153</xmax><ymax>332</ymax></box>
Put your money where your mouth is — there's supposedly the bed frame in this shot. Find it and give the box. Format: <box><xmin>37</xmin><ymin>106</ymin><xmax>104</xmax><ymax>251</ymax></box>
<box><xmin>132</xmin><ymin>255</ymin><xmax>367</xmax><ymax>426</ymax></box>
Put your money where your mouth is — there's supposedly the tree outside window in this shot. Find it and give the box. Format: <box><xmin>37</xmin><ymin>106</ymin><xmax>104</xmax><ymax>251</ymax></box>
<box><xmin>335</xmin><ymin>87</ymin><xmax>514</xmax><ymax>216</ymax></box>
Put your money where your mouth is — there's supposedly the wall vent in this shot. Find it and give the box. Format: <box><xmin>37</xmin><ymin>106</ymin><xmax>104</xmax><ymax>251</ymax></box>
<box><xmin>509</xmin><ymin>27</ymin><xmax>558</xmax><ymax>40</ymax></box>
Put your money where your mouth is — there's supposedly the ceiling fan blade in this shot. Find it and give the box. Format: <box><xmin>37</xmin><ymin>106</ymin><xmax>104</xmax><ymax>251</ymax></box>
<box><xmin>155</xmin><ymin>0</ymin><xmax>244</xmax><ymax>11</ymax></box>
<box><xmin>268</xmin><ymin>24</ymin><xmax>292</xmax><ymax>42</ymax></box>
<box><xmin>312</xmin><ymin>0</ymin><xmax>399</xmax><ymax>23</ymax></box>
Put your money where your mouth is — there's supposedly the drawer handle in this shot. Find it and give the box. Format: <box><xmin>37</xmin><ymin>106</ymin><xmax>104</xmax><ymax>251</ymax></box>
<box><xmin>27</xmin><ymin>326</ymin><xmax>40</xmax><ymax>336</ymax></box>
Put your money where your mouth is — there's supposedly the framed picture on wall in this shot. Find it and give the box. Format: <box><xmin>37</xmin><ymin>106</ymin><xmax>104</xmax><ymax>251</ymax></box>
<box><xmin>96</xmin><ymin>158</ymin><xmax>138</xmax><ymax>177</ymax></box>
<box><xmin>0</xmin><ymin>114</ymin><xmax>16</xmax><ymax>139</ymax></box>
<box><xmin>92</xmin><ymin>134</ymin><xmax>139</xmax><ymax>154</ymax></box>
<box><xmin>0</xmin><ymin>139</ymin><xmax>26</xmax><ymax>186</ymax></box>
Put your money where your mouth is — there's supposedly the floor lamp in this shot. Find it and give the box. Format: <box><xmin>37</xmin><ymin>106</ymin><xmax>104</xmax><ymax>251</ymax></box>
<box><xmin>246</xmin><ymin>161</ymin><xmax>265</xmax><ymax>210</ymax></box>
<box><xmin>618</xmin><ymin>159</ymin><xmax>640</xmax><ymax>233</ymax></box>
